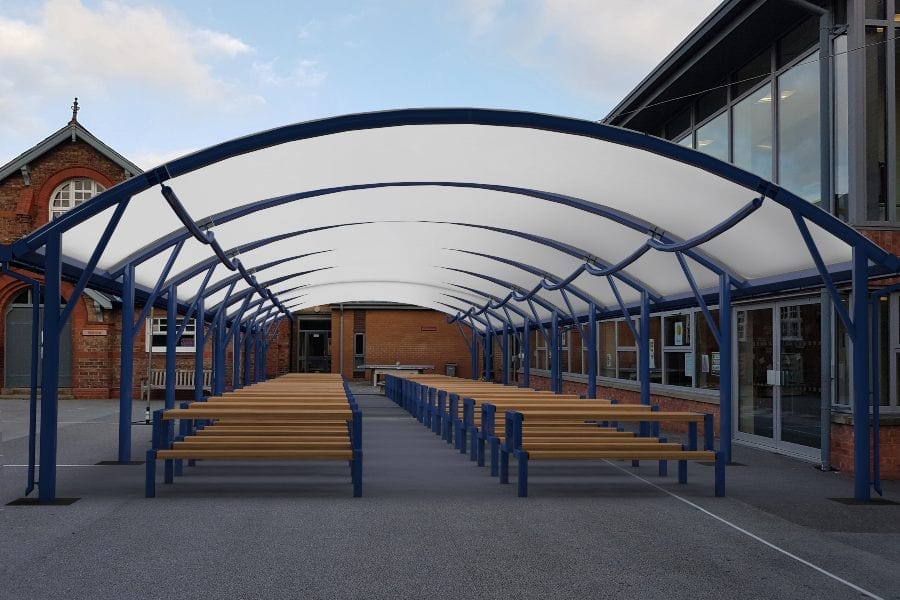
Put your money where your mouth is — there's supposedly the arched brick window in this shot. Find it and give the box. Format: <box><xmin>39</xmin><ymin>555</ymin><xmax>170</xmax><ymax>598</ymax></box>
<box><xmin>49</xmin><ymin>177</ymin><xmax>105</xmax><ymax>220</ymax></box>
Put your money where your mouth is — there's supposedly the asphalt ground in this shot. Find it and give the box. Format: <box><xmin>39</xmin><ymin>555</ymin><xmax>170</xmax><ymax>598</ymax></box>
<box><xmin>1</xmin><ymin>384</ymin><xmax>898</xmax><ymax>600</ymax></box>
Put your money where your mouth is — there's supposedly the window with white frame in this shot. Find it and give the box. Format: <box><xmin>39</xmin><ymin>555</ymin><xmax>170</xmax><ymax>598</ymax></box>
<box><xmin>146</xmin><ymin>317</ymin><xmax>197</xmax><ymax>353</ymax></box>
<box><xmin>50</xmin><ymin>178</ymin><xmax>105</xmax><ymax>220</ymax></box>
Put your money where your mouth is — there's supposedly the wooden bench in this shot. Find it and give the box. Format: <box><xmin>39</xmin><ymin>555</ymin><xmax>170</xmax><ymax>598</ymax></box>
<box><xmin>145</xmin><ymin>376</ymin><xmax>362</xmax><ymax>498</ymax></box>
<box><xmin>497</xmin><ymin>408</ymin><xmax>724</xmax><ymax>497</ymax></box>
<box><xmin>141</xmin><ymin>368</ymin><xmax>212</xmax><ymax>397</ymax></box>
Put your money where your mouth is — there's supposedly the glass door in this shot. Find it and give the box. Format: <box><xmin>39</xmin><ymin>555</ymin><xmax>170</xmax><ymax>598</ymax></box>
<box><xmin>778</xmin><ymin>303</ymin><xmax>822</xmax><ymax>451</ymax></box>
<box><xmin>734</xmin><ymin>300</ymin><xmax>821</xmax><ymax>459</ymax></box>
<box><xmin>736</xmin><ymin>307</ymin><xmax>775</xmax><ymax>440</ymax></box>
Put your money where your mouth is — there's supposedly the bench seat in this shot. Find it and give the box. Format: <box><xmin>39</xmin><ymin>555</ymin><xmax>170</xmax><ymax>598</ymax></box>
<box><xmin>525</xmin><ymin>449</ymin><xmax>716</xmax><ymax>461</ymax></box>
<box><xmin>156</xmin><ymin>449</ymin><xmax>353</xmax><ymax>460</ymax></box>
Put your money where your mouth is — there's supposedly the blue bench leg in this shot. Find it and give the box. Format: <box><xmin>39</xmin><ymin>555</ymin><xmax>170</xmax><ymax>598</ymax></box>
<box><xmin>477</xmin><ymin>437</ymin><xmax>486</xmax><ymax>467</ymax></box>
<box><xmin>516</xmin><ymin>451</ymin><xmax>528</xmax><ymax>497</ymax></box>
<box><xmin>678</xmin><ymin>460</ymin><xmax>688</xmax><ymax>484</ymax></box>
<box><xmin>500</xmin><ymin>450</ymin><xmax>510</xmax><ymax>484</ymax></box>
<box><xmin>164</xmin><ymin>459</ymin><xmax>174</xmax><ymax>484</ymax></box>
<box><xmin>458</xmin><ymin>425</ymin><xmax>467</xmax><ymax>454</ymax></box>
<box><xmin>469</xmin><ymin>429</ymin><xmax>478</xmax><ymax>462</ymax></box>
<box><xmin>145</xmin><ymin>450</ymin><xmax>157</xmax><ymax>498</ymax></box>
<box><xmin>714</xmin><ymin>451</ymin><xmax>725</xmax><ymax>497</ymax></box>
<box><xmin>658</xmin><ymin>437</ymin><xmax>668</xmax><ymax>477</ymax></box>
<box><xmin>188</xmin><ymin>459</ymin><xmax>196</xmax><ymax>467</ymax></box>
<box><xmin>632</xmin><ymin>460</ymin><xmax>640</xmax><ymax>468</ymax></box>
<box><xmin>352</xmin><ymin>449</ymin><xmax>363</xmax><ymax>498</ymax></box>
<box><xmin>490</xmin><ymin>438</ymin><xmax>500</xmax><ymax>477</ymax></box>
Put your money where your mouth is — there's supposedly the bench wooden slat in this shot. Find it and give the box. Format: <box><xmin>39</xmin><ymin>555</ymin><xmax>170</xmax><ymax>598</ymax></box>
<box><xmin>526</xmin><ymin>450</ymin><xmax>716</xmax><ymax>461</ymax></box>
<box><xmin>156</xmin><ymin>449</ymin><xmax>353</xmax><ymax>460</ymax></box>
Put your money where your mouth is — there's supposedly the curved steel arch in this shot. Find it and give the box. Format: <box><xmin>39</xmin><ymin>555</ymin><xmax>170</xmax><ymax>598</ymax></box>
<box><xmin>100</xmin><ymin>181</ymin><xmax>738</xmax><ymax>287</ymax></box>
<box><xmin>7</xmin><ymin>107</ymin><xmax>898</xmax><ymax>506</ymax></box>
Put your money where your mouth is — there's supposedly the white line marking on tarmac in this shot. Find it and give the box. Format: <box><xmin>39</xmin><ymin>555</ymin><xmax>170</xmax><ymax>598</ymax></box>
<box><xmin>606</xmin><ymin>461</ymin><xmax>886</xmax><ymax>600</ymax></box>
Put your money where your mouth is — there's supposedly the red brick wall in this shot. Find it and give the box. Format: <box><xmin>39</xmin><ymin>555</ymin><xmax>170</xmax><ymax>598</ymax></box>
<box><xmin>348</xmin><ymin>309</ymin><xmax>473</xmax><ymax>380</ymax></box>
<box><xmin>831</xmin><ymin>422</ymin><xmax>900</xmax><ymax>480</ymax></box>
<box><xmin>265</xmin><ymin>318</ymin><xmax>292</xmax><ymax>379</ymax></box>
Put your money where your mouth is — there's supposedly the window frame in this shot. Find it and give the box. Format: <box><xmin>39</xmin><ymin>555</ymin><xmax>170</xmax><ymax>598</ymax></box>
<box><xmin>49</xmin><ymin>177</ymin><xmax>106</xmax><ymax>221</ymax></box>
<box><xmin>145</xmin><ymin>317</ymin><xmax>197</xmax><ymax>353</ymax></box>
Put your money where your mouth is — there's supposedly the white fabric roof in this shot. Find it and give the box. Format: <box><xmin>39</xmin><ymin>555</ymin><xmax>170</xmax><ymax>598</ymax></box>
<box><xmin>22</xmin><ymin>109</ymin><xmax>891</xmax><ymax>331</ymax></box>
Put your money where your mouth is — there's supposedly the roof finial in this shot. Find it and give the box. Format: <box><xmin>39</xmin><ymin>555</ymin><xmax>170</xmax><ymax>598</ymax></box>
<box><xmin>69</xmin><ymin>97</ymin><xmax>79</xmax><ymax>125</ymax></box>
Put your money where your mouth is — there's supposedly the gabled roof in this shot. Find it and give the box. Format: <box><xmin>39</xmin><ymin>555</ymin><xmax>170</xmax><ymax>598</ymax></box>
<box><xmin>0</xmin><ymin>121</ymin><xmax>143</xmax><ymax>183</ymax></box>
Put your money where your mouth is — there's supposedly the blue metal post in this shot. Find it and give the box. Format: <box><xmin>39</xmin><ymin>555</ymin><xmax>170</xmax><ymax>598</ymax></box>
<box><xmin>719</xmin><ymin>273</ymin><xmax>733</xmax><ymax>463</ymax></box>
<box><xmin>501</xmin><ymin>322</ymin><xmax>510</xmax><ymax>385</ymax></box>
<box><xmin>522</xmin><ymin>320</ymin><xmax>531</xmax><ymax>388</ymax></box>
<box><xmin>165</xmin><ymin>286</ymin><xmax>177</xmax><ymax>411</ymax></box>
<box><xmin>587</xmin><ymin>302</ymin><xmax>597</xmax><ymax>399</ymax></box>
<box><xmin>551</xmin><ymin>311</ymin><xmax>560</xmax><ymax>393</ymax></box>
<box><xmin>639</xmin><ymin>290</ymin><xmax>650</xmax><ymax>406</ymax></box>
<box><xmin>118</xmin><ymin>263</ymin><xmax>135</xmax><ymax>462</ymax></box>
<box><xmin>471</xmin><ymin>328</ymin><xmax>479</xmax><ymax>380</ymax></box>
<box><xmin>39</xmin><ymin>230</ymin><xmax>62</xmax><ymax>503</ymax></box>
<box><xmin>213</xmin><ymin>311</ymin><xmax>226</xmax><ymax>395</ymax></box>
<box><xmin>243</xmin><ymin>325</ymin><xmax>252</xmax><ymax>386</ymax></box>
<box><xmin>232</xmin><ymin>324</ymin><xmax>242</xmax><ymax>390</ymax></box>
<box><xmin>851</xmin><ymin>247</ymin><xmax>870</xmax><ymax>501</ymax></box>
<box><xmin>483</xmin><ymin>328</ymin><xmax>492</xmax><ymax>381</ymax></box>
<box><xmin>193</xmin><ymin>298</ymin><xmax>205</xmax><ymax>402</ymax></box>
<box><xmin>27</xmin><ymin>278</ymin><xmax>39</xmax><ymax>494</ymax></box>
<box><xmin>638</xmin><ymin>291</ymin><xmax>650</xmax><ymax>437</ymax></box>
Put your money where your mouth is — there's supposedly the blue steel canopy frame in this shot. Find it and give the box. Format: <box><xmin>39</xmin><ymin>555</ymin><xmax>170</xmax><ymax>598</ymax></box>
<box><xmin>1</xmin><ymin>108</ymin><xmax>897</xmax><ymax>504</ymax></box>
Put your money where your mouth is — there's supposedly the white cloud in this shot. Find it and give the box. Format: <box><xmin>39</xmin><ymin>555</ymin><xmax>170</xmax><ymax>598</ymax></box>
<box><xmin>0</xmin><ymin>0</ymin><xmax>257</xmax><ymax>109</ymax></box>
<box><xmin>253</xmin><ymin>59</ymin><xmax>326</xmax><ymax>89</ymax></box>
<box><xmin>193</xmin><ymin>28</ymin><xmax>254</xmax><ymax>57</ymax></box>
<box><xmin>457</xmin><ymin>0</ymin><xmax>721</xmax><ymax>103</ymax></box>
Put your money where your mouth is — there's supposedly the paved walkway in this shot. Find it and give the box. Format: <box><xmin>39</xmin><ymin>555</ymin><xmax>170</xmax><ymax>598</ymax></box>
<box><xmin>1</xmin><ymin>386</ymin><xmax>898</xmax><ymax>599</ymax></box>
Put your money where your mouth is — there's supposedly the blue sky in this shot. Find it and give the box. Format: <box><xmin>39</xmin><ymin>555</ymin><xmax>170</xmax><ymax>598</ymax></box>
<box><xmin>0</xmin><ymin>0</ymin><xmax>720</xmax><ymax>169</ymax></box>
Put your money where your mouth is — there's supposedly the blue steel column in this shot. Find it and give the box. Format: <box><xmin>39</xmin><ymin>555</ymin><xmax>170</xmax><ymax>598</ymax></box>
<box><xmin>164</xmin><ymin>286</ymin><xmax>177</xmax><ymax>411</ymax></box>
<box><xmin>118</xmin><ymin>263</ymin><xmax>135</xmax><ymax>462</ymax></box>
<box><xmin>193</xmin><ymin>299</ymin><xmax>206</xmax><ymax>401</ymax></box>
<box><xmin>551</xmin><ymin>311</ymin><xmax>560</xmax><ymax>393</ymax></box>
<box><xmin>232</xmin><ymin>324</ymin><xmax>242</xmax><ymax>390</ymax></box>
<box><xmin>213</xmin><ymin>312</ymin><xmax>226</xmax><ymax>395</ymax></box>
<box><xmin>639</xmin><ymin>291</ymin><xmax>650</xmax><ymax>437</ymax></box>
<box><xmin>522</xmin><ymin>320</ymin><xmax>531</xmax><ymax>387</ymax></box>
<box><xmin>719</xmin><ymin>274</ymin><xmax>733</xmax><ymax>463</ymax></box>
<box><xmin>587</xmin><ymin>302</ymin><xmax>597</xmax><ymax>399</ymax></box>
<box><xmin>483</xmin><ymin>329</ymin><xmax>492</xmax><ymax>382</ymax></box>
<box><xmin>38</xmin><ymin>230</ymin><xmax>62</xmax><ymax>503</ymax></box>
<box><xmin>501</xmin><ymin>322</ymin><xmax>510</xmax><ymax>385</ymax></box>
<box><xmin>470</xmin><ymin>327</ymin><xmax>478</xmax><ymax>380</ymax></box>
<box><xmin>851</xmin><ymin>247</ymin><xmax>871</xmax><ymax>501</ymax></box>
<box><xmin>639</xmin><ymin>291</ymin><xmax>650</xmax><ymax>406</ymax></box>
<box><xmin>243</xmin><ymin>325</ymin><xmax>252</xmax><ymax>386</ymax></box>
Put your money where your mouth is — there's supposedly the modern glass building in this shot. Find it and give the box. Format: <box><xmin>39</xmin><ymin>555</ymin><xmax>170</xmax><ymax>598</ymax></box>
<box><xmin>521</xmin><ymin>0</ymin><xmax>900</xmax><ymax>474</ymax></box>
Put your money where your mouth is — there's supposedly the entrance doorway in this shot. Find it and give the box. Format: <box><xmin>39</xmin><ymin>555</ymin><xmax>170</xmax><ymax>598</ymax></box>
<box><xmin>299</xmin><ymin>330</ymin><xmax>331</xmax><ymax>373</ymax></box>
<box><xmin>4</xmin><ymin>289</ymin><xmax>72</xmax><ymax>388</ymax></box>
<box><xmin>734</xmin><ymin>299</ymin><xmax>821</xmax><ymax>459</ymax></box>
